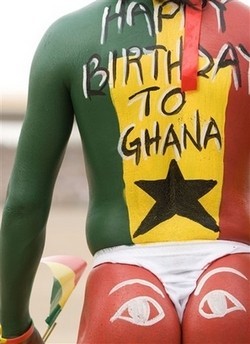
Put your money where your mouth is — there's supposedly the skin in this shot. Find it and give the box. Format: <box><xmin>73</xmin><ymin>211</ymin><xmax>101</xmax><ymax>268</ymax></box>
<box><xmin>0</xmin><ymin>0</ymin><xmax>249</xmax><ymax>342</ymax></box>
<box><xmin>182</xmin><ymin>254</ymin><xmax>250</xmax><ymax>344</ymax></box>
<box><xmin>78</xmin><ymin>254</ymin><xmax>250</xmax><ymax>343</ymax></box>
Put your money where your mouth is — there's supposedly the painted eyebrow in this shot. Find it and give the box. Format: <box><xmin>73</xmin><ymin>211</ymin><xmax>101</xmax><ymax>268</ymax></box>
<box><xmin>109</xmin><ymin>278</ymin><xmax>165</xmax><ymax>298</ymax></box>
<box><xmin>195</xmin><ymin>267</ymin><xmax>248</xmax><ymax>296</ymax></box>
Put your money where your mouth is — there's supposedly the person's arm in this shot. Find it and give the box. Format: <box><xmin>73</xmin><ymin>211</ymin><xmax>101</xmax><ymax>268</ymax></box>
<box><xmin>0</xmin><ymin>19</ymin><xmax>74</xmax><ymax>337</ymax></box>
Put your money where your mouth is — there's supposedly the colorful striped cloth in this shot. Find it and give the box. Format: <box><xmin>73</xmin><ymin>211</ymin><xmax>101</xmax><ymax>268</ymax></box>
<box><xmin>0</xmin><ymin>324</ymin><xmax>34</xmax><ymax>343</ymax></box>
<box><xmin>42</xmin><ymin>255</ymin><xmax>87</xmax><ymax>327</ymax></box>
<box><xmin>0</xmin><ymin>256</ymin><xmax>86</xmax><ymax>342</ymax></box>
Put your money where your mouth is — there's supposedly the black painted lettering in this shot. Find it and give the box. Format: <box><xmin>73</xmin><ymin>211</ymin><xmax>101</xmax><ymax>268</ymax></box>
<box><xmin>127</xmin><ymin>2</ymin><xmax>155</xmax><ymax>36</ymax></box>
<box><xmin>237</xmin><ymin>44</ymin><xmax>250</xmax><ymax>93</ymax></box>
<box><xmin>124</xmin><ymin>47</ymin><xmax>144</xmax><ymax>85</ymax></box>
<box><xmin>144</xmin><ymin>122</ymin><xmax>161</xmax><ymax>156</ymax></box>
<box><xmin>183</xmin><ymin>110</ymin><xmax>202</xmax><ymax>151</ymax></box>
<box><xmin>82</xmin><ymin>54</ymin><xmax>109</xmax><ymax>99</ymax></box>
<box><xmin>129</xmin><ymin>86</ymin><xmax>160</xmax><ymax>118</ymax></box>
<box><xmin>209</xmin><ymin>0</ymin><xmax>228</xmax><ymax>32</ymax></box>
<box><xmin>108</xmin><ymin>50</ymin><xmax>118</xmax><ymax>88</ymax></box>
<box><xmin>162</xmin><ymin>123</ymin><xmax>182</xmax><ymax>156</ymax></box>
<box><xmin>157</xmin><ymin>0</ymin><xmax>181</xmax><ymax>32</ymax></box>
<box><xmin>161</xmin><ymin>87</ymin><xmax>186</xmax><ymax>116</ymax></box>
<box><xmin>215</xmin><ymin>43</ymin><xmax>241</xmax><ymax>90</ymax></box>
<box><xmin>100</xmin><ymin>1</ymin><xmax>127</xmax><ymax>44</ymax></box>
<box><xmin>166</xmin><ymin>37</ymin><xmax>182</xmax><ymax>84</ymax></box>
<box><xmin>203</xmin><ymin>117</ymin><xmax>222</xmax><ymax>149</ymax></box>
<box><xmin>143</xmin><ymin>45</ymin><xmax>168</xmax><ymax>80</ymax></box>
<box><xmin>121</xmin><ymin>125</ymin><xmax>142</xmax><ymax>165</ymax></box>
<box><xmin>198</xmin><ymin>45</ymin><xmax>215</xmax><ymax>79</ymax></box>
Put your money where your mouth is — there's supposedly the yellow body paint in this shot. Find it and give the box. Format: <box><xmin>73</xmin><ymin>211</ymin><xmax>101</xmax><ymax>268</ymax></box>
<box><xmin>110</xmin><ymin>2</ymin><xmax>231</xmax><ymax>243</ymax></box>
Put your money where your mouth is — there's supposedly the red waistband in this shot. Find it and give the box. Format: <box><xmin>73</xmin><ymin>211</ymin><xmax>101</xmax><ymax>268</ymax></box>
<box><xmin>0</xmin><ymin>324</ymin><xmax>34</xmax><ymax>344</ymax></box>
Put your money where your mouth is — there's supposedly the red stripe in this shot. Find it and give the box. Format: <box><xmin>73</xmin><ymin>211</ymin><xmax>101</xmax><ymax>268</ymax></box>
<box><xmin>182</xmin><ymin>0</ymin><xmax>203</xmax><ymax>91</ymax></box>
<box><xmin>3</xmin><ymin>324</ymin><xmax>34</xmax><ymax>343</ymax></box>
<box><xmin>42</xmin><ymin>255</ymin><xmax>87</xmax><ymax>284</ymax></box>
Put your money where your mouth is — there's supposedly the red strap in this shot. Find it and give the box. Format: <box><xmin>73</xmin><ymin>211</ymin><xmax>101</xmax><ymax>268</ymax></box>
<box><xmin>1</xmin><ymin>325</ymin><xmax>34</xmax><ymax>344</ymax></box>
<box><xmin>182</xmin><ymin>0</ymin><xmax>203</xmax><ymax>91</ymax></box>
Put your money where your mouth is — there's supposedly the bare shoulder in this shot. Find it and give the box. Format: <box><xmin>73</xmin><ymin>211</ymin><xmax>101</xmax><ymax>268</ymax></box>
<box><xmin>43</xmin><ymin>1</ymin><xmax>104</xmax><ymax>38</ymax></box>
<box><xmin>30</xmin><ymin>1</ymin><xmax>105</xmax><ymax>79</ymax></box>
<box><xmin>227</xmin><ymin>0</ymin><xmax>250</xmax><ymax>25</ymax></box>
<box><xmin>223</xmin><ymin>0</ymin><xmax>250</xmax><ymax>35</ymax></box>
<box><xmin>224</xmin><ymin>0</ymin><xmax>250</xmax><ymax>48</ymax></box>
<box><xmin>202</xmin><ymin>0</ymin><xmax>249</xmax><ymax>53</ymax></box>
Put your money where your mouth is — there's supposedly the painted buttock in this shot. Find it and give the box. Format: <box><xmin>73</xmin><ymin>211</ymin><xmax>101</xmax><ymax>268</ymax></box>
<box><xmin>195</xmin><ymin>267</ymin><xmax>248</xmax><ymax>319</ymax></box>
<box><xmin>110</xmin><ymin>296</ymin><xmax>165</xmax><ymax>326</ymax></box>
<box><xmin>109</xmin><ymin>279</ymin><xmax>166</xmax><ymax>326</ymax></box>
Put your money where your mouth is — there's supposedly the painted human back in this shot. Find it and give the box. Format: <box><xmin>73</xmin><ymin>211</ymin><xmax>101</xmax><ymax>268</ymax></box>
<box><xmin>35</xmin><ymin>0</ymin><xmax>249</xmax><ymax>252</ymax></box>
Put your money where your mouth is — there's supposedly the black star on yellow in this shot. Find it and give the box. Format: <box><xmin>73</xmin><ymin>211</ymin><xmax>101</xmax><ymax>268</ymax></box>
<box><xmin>133</xmin><ymin>159</ymin><xmax>219</xmax><ymax>238</ymax></box>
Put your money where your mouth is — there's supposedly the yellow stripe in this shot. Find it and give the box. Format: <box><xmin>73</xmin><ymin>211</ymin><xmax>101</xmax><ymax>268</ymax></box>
<box><xmin>0</xmin><ymin>326</ymin><xmax>7</xmax><ymax>343</ymax></box>
<box><xmin>44</xmin><ymin>262</ymin><xmax>75</xmax><ymax>307</ymax></box>
<box><xmin>109</xmin><ymin>2</ymin><xmax>231</xmax><ymax>242</ymax></box>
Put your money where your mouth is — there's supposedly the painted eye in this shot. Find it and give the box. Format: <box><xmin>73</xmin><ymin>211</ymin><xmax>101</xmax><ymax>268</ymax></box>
<box><xmin>110</xmin><ymin>296</ymin><xmax>165</xmax><ymax>326</ymax></box>
<box><xmin>199</xmin><ymin>289</ymin><xmax>246</xmax><ymax>319</ymax></box>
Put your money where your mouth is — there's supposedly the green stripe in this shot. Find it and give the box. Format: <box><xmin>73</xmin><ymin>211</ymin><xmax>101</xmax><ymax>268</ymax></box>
<box><xmin>46</xmin><ymin>304</ymin><xmax>62</xmax><ymax>327</ymax></box>
<box><xmin>46</xmin><ymin>278</ymin><xmax>63</xmax><ymax>326</ymax></box>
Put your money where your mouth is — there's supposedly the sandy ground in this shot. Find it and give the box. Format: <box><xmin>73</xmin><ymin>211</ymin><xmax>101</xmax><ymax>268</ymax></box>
<box><xmin>30</xmin><ymin>205</ymin><xmax>93</xmax><ymax>344</ymax></box>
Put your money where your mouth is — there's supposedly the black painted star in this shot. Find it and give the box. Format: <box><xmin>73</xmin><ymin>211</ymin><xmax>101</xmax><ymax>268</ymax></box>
<box><xmin>133</xmin><ymin>159</ymin><xmax>219</xmax><ymax>238</ymax></box>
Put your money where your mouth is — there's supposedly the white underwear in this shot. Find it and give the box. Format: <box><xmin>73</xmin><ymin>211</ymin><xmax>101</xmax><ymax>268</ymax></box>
<box><xmin>93</xmin><ymin>240</ymin><xmax>250</xmax><ymax>321</ymax></box>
